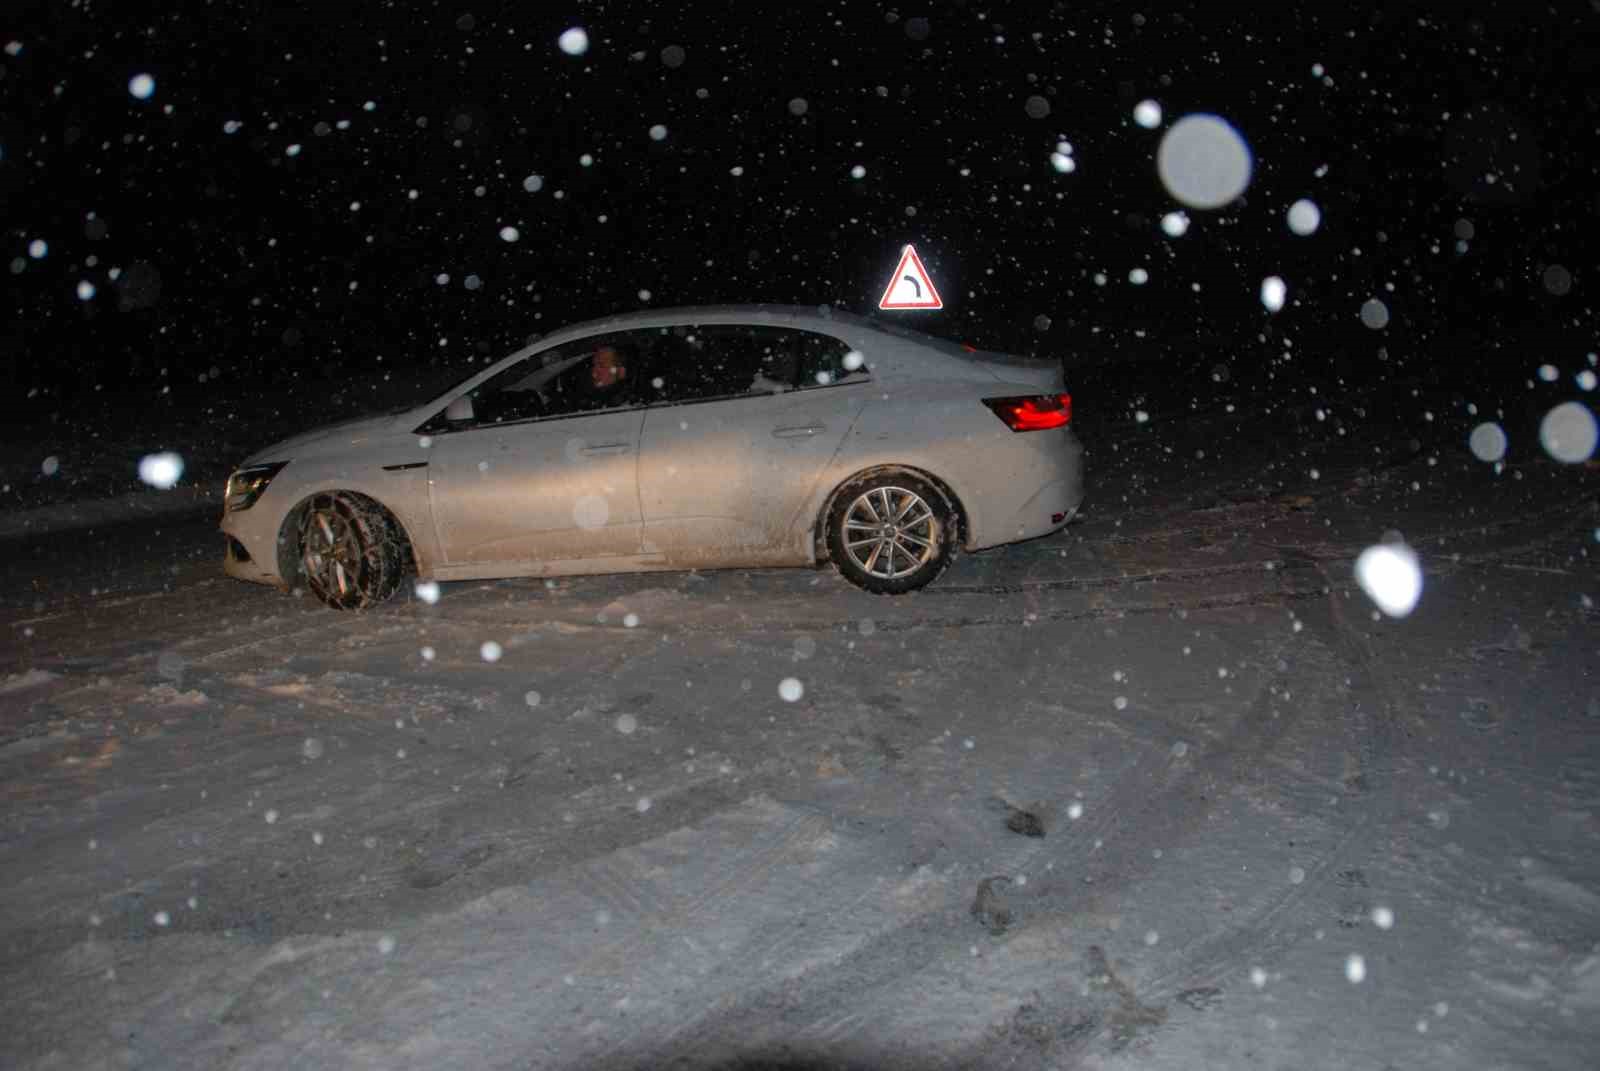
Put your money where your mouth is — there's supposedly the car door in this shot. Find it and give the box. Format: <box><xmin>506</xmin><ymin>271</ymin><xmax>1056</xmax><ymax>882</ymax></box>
<box><xmin>421</xmin><ymin>331</ymin><xmax>654</xmax><ymax>572</ymax></box>
<box><xmin>635</xmin><ymin>324</ymin><xmax>869</xmax><ymax>566</ymax></box>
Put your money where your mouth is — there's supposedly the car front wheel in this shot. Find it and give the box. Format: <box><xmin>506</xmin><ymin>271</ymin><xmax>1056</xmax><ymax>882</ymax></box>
<box><xmin>297</xmin><ymin>491</ymin><xmax>406</xmax><ymax>610</ymax></box>
<box><xmin>826</xmin><ymin>471</ymin><xmax>958</xmax><ymax>595</ymax></box>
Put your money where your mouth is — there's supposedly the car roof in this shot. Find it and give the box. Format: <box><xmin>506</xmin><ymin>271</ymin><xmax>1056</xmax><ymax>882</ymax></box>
<box><xmin>532</xmin><ymin>303</ymin><xmax>967</xmax><ymax>353</ymax></box>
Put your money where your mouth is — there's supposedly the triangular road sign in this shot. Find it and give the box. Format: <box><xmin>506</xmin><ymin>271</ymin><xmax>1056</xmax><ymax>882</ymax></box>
<box><xmin>878</xmin><ymin>244</ymin><xmax>944</xmax><ymax>311</ymax></box>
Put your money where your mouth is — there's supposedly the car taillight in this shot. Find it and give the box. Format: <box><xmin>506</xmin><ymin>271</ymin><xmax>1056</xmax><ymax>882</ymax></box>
<box><xmin>982</xmin><ymin>392</ymin><xmax>1072</xmax><ymax>432</ymax></box>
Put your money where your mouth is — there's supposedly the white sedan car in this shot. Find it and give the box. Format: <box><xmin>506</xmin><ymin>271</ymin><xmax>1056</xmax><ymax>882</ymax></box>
<box><xmin>221</xmin><ymin>305</ymin><xmax>1084</xmax><ymax>609</ymax></box>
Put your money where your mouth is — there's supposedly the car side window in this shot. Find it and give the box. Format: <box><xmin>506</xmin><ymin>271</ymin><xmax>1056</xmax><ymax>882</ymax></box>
<box><xmin>793</xmin><ymin>329</ymin><xmax>866</xmax><ymax>389</ymax></box>
<box><xmin>639</xmin><ymin>326</ymin><xmax>764</xmax><ymax>405</ymax></box>
<box><xmin>641</xmin><ymin>325</ymin><xmax>862</xmax><ymax>405</ymax></box>
<box><xmin>439</xmin><ymin>330</ymin><xmax>658</xmax><ymax>429</ymax></box>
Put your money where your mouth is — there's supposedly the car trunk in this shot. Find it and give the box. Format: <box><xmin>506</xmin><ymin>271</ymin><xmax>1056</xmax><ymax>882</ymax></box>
<box><xmin>963</xmin><ymin>349</ymin><xmax>1064</xmax><ymax>392</ymax></box>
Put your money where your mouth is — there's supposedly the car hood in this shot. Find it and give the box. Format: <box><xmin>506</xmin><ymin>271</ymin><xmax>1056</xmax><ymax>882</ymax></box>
<box><xmin>239</xmin><ymin>412</ymin><xmax>405</xmax><ymax>466</ymax></box>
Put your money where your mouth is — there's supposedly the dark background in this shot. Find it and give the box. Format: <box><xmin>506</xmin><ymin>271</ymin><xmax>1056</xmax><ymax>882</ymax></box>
<box><xmin>3</xmin><ymin>0</ymin><xmax>1596</xmax><ymax>409</ymax></box>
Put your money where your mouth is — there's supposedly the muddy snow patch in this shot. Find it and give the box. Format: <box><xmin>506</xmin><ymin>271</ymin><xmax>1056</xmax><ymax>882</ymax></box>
<box><xmin>0</xmin><ymin>668</ymin><xmax>61</xmax><ymax>694</ymax></box>
<box><xmin>146</xmin><ymin>683</ymin><xmax>208</xmax><ymax>707</ymax></box>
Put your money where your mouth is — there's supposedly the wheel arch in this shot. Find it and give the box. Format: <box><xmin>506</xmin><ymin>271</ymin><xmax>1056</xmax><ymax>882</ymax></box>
<box><xmin>276</xmin><ymin>488</ymin><xmax>421</xmax><ymax>588</ymax></box>
<box><xmin>812</xmin><ymin>463</ymin><xmax>969</xmax><ymax>566</ymax></box>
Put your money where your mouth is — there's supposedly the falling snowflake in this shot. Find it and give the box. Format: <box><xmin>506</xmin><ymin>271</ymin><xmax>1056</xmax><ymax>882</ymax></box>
<box><xmin>1157</xmin><ymin>114</ymin><xmax>1253</xmax><ymax>209</ymax></box>
<box><xmin>1539</xmin><ymin>401</ymin><xmax>1598</xmax><ymax>463</ymax></box>
<box><xmin>1543</xmin><ymin>264</ymin><xmax>1572</xmax><ymax>296</ymax></box>
<box><xmin>1354</xmin><ymin>542</ymin><xmax>1422</xmax><ymax>617</ymax></box>
<box><xmin>1468</xmin><ymin>422</ymin><xmax>1507</xmax><ymax>463</ymax></box>
<box><xmin>558</xmin><ymin>27</ymin><xmax>589</xmax><ymax>56</ymax></box>
<box><xmin>573</xmin><ymin>494</ymin><xmax>609</xmax><ymax>529</ymax></box>
<box><xmin>137</xmin><ymin>452</ymin><xmax>184</xmax><ymax>489</ymax></box>
<box><xmin>1359</xmin><ymin>298</ymin><xmax>1390</xmax><ymax>330</ymax></box>
<box><xmin>1260</xmin><ymin>276</ymin><xmax>1287</xmax><ymax>312</ymax></box>
<box><xmin>1287</xmin><ymin>199</ymin><xmax>1322</xmax><ymax>236</ymax></box>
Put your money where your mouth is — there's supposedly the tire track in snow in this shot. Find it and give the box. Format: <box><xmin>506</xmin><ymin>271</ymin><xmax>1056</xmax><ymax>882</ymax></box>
<box><xmin>650</xmin><ymin>550</ymin><xmax>1408</xmax><ymax>1067</ymax></box>
<box><xmin>1031</xmin><ymin>556</ymin><xmax>1403</xmax><ymax>1066</ymax></box>
<box><xmin>640</xmin><ymin>621</ymin><xmax>1317</xmax><ymax>1068</ymax></box>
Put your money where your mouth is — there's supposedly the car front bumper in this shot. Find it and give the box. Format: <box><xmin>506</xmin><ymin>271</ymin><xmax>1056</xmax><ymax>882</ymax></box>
<box><xmin>220</xmin><ymin>506</ymin><xmax>289</xmax><ymax>588</ymax></box>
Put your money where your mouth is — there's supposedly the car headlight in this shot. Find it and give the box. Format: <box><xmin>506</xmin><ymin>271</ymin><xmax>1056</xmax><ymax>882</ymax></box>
<box><xmin>224</xmin><ymin>461</ymin><xmax>289</xmax><ymax>513</ymax></box>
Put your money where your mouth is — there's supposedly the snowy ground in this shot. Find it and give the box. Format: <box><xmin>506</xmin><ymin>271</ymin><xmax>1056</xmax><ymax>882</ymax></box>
<box><xmin>2</xmin><ymin>372</ymin><xmax>1597</xmax><ymax>1070</ymax></box>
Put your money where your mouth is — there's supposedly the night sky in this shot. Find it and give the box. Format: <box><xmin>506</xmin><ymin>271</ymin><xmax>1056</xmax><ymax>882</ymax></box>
<box><xmin>4</xmin><ymin>1</ymin><xmax>1596</xmax><ymax>405</ymax></box>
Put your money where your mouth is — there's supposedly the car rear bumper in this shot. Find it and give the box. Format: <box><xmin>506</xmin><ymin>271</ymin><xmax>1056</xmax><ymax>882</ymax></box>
<box><xmin>987</xmin><ymin>476</ymin><xmax>1083</xmax><ymax>547</ymax></box>
<box><xmin>964</xmin><ymin>429</ymin><xmax>1084</xmax><ymax>550</ymax></box>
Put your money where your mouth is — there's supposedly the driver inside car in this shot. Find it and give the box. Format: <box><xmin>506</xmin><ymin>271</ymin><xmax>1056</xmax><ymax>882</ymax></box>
<box><xmin>585</xmin><ymin>344</ymin><xmax>630</xmax><ymax>407</ymax></box>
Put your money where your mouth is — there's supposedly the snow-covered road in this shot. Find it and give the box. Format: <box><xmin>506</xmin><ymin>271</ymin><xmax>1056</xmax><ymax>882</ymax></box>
<box><xmin>2</xmin><ymin>450</ymin><xmax>1596</xmax><ymax>1070</ymax></box>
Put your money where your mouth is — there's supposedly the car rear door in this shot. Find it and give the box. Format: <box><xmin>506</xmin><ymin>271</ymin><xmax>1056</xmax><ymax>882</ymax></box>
<box><xmin>635</xmin><ymin>324</ymin><xmax>869</xmax><ymax>566</ymax></box>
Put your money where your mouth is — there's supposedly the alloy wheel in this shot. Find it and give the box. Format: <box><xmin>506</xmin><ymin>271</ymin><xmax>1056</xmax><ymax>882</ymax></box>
<box><xmin>840</xmin><ymin>484</ymin><xmax>941</xmax><ymax>581</ymax></box>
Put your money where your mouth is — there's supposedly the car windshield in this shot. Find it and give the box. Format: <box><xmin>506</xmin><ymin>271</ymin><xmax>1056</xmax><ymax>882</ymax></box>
<box><xmin>407</xmin><ymin>356</ymin><xmax>525</xmax><ymax>413</ymax></box>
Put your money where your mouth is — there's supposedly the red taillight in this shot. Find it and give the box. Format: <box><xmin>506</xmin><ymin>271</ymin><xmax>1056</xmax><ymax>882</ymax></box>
<box><xmin>983</xmin><ymin>392</ymin><xmax>1072</xmax><ymax>432</ymax></box>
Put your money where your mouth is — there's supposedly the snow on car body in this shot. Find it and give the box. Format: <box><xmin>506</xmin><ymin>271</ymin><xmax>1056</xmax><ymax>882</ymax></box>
<box><xmin>220</xmin><ymin>304</ymin><xmax>1084</xmax><ymax>608</ymax></box>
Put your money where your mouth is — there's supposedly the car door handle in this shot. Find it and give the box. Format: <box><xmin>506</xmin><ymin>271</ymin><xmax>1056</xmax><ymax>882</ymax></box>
<box><xmin>580</xmin><ymin>442</ymin><xmax>632</xmax><ymax>455</ymax></box>
<box><xmin>772</xmin><ymin>424</ymin><xmax>825</xmax><ymax>438</ymax></box>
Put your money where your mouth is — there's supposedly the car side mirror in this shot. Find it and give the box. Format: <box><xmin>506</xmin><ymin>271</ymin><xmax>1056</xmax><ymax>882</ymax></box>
<box><xmin>444</xmin><ymin>395</ymin><xmax>475</xmax><ymax>423</ymax></box>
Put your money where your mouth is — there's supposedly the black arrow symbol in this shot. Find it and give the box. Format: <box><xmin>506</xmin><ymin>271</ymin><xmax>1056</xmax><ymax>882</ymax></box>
<box><xmin>903</xmin><ymin>275</ymin><xmax>921</xmax><ymax>297</ymax></box>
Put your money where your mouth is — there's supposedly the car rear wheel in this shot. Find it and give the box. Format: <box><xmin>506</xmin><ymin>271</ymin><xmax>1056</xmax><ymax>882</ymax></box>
<box><xmin>827</xmin><ymin>471</ymin><xmax>957</xmax><ymax>595</ymax></box>
<box><xmin>297</xmin><ymin>491</ymin><xmax>406</xmax><ymax>610</ymax></box>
